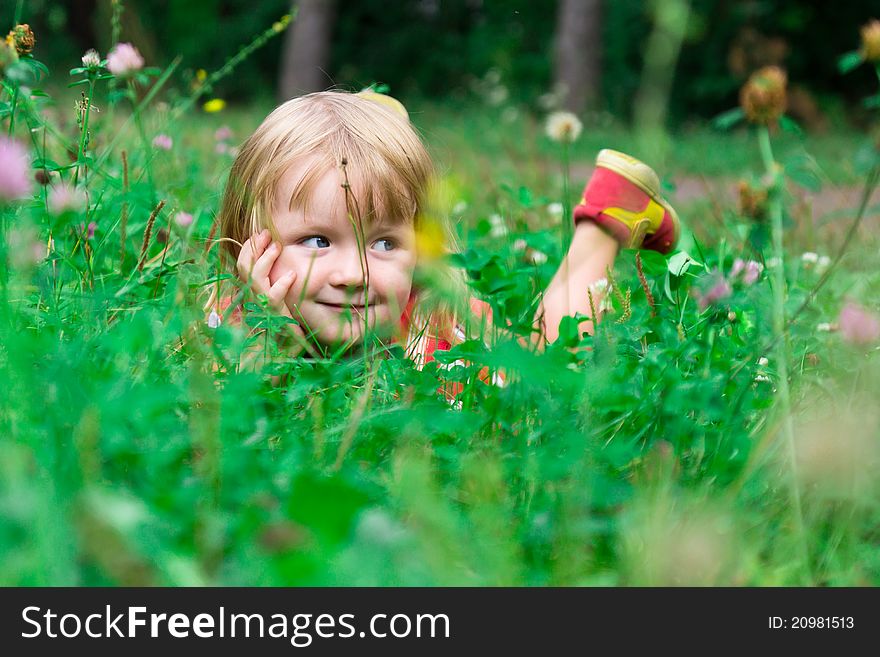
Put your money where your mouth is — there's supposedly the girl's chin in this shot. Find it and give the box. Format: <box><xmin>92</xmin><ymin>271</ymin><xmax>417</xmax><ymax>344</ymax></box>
<box><xmin>308</xmin><ymin>313</ymin><xmax>396</xmax><ymax>348</ymax></box>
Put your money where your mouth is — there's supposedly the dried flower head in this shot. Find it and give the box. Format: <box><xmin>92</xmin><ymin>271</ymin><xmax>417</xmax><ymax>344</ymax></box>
<box><xmin>860</xmin><ymin>19</ymin><xmax>880</xmax><ymax>62</ymax></box>
<box><xmin>838</xmin><ymin>301</ymin><xmax>880</xmax><ymax>346</ymax></box>
<box><xmin>0</xmin><ymin>137</ymin><xmax>32</xmax><ymax>201</ymax></box>
<box><xmin>545</xmin><ymin>111</ymin><xmax>583</xmax><ymax>143</ymax></box>
<box><xmin>7</xmin><ymin>24</ymin><xmax>35</xmax><ymax>56</ymax></box>
<box><xmin>739</xmin><ymin>66</ymin><xmax>787</xmax><ymax>125</ymax></box>
<box><xmin>106</xmin><ymin>42</ymin><xmax>144</xmax><ymax>76</ymax></box>
<box><xmin>736</xmin><ymin>180</ymin><xmax>768</xmax><ymax>220</ymax></box>
<box><xmin>81</xmin><ymin>49</ymin><xmax>101</xmax><ymax>68</ymax></box>
<box><xmin>34</xmin><ymin>169</ymin><xmax>52</xmax><ymax>186</ymax></box>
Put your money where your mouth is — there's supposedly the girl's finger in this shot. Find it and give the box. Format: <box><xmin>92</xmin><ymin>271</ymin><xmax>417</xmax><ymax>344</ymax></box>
<box><xmin>251</xmin><ymin>229</ymin><xmax>271</xmax><ymax>257</ymax></box>
<box><xmin>236</xmin><ymin>239</ymin><xmax>255</xmax><ymax>277</ymax></box>
<box><xmin>250</xmin><ymin>240</ymin><xmax>281</xmax><ymax>282</ymax></box>
<box><xmin>267</xmin><ymin>270</ymin><xmax>297</xmax><ymax>314</ymax></box>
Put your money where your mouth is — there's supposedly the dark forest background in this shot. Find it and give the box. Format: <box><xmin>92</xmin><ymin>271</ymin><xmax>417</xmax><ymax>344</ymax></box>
<box><xmin>7</xmin><ymin>0</ymin><xmax>880</xmax><ymax>127</ymax></box>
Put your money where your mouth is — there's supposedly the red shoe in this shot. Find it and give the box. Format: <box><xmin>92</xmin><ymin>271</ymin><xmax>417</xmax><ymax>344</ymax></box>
<box><xmin>573</xmin><ymin>149</ymin><xmax>680</xmax><ymax>254</ymax></box>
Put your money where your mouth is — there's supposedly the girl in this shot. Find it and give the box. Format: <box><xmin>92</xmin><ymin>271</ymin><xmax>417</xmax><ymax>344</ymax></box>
<box><xmin>209</xmin><ymin>90</ymin><xmax>679</xmax><ymax>372</ymax></box>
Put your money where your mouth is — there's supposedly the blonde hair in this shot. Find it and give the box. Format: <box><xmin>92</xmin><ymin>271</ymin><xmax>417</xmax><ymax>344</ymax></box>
<box><xmin>217</xmin><ymin>90</ymin><xmax>433</xmax><ymax>262</ymax></box>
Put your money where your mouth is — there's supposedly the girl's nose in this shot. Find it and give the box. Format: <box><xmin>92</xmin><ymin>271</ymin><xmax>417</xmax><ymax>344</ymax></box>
<box><xmin>327</xmin><ymin>247</ymin><xmax>368</xmax><ymax>288</ymax></box>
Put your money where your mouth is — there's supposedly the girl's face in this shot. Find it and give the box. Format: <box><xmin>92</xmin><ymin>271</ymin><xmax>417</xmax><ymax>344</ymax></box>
<box><xmin>267</xmin><ymin>161</ymin><xmax>417</xmax><ymax>346</ymax></box>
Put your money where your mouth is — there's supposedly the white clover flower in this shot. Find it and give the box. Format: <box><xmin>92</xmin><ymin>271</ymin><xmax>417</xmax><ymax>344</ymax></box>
<box><xmin>816</xmin><ymin>322</ymin><xmax>835</xmax><ymax>332</ymax></box>
<box><xmin>81</xmin><ymin>49</ymin><xmax>100</xmax><ymax>68</ymax></box>
<box><xmin>754</xmin><ymin>374</ymin><xmax>772</xmax><ymax>383</ymax></box>
<box><xmin>513</xmin><ymin>238</ymin><xmax>527</xmax><ymax>251</ymax></box>
<box><xmin>528</xmin><ymin>249</ymin><xmax>548</xmax><ymax>265</ymax></box>
<box><xmin>545</xmin><ymin>111</ymin><xmax>583</xmax><ymax>143</ymax></box>
<box><xmin>547</xmin><ymin>202</ymin><xmax>564</xmax><ymax>218</ymax></box>
<box><xmin>207</xmin><ymin>309</ymin><xmax>221</xmax><ymax>328</ymax></box>
<box><xmin>816</xmin><ymin>255</ymin><xmax>831</xmax><ymax>272</ymax></box>
<box><xmin>451</xmin><ymin>200</ymin><xmax>468</xmax><ymax>216</ymax></box>
<box><xmin>801</xmin><ymin>251</ymin><xmax>819</xmax><ymax>265</ymax></box>
<box><xmin>488</xmin><ymin>213</ymin><xmax>507</xmax><ymax>238</ymax></box>
<box><xmin>757</xmin><ymin>357</ymin><xmax>769</xmax><ymax>366</ymax></box>
<box><xmin>765</xmin><ymin>256</ymin><xmax>780</xmax><ymax>268</ymax></box>
<box><xmin>589</xmin><ymin>277</ymin><xmax>609</xmax><ymax>294</ymax></box>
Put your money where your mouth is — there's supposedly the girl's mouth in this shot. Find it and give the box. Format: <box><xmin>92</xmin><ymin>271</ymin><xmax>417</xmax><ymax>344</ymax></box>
<box><xmin>317</xmin><ymin>302</ymin><xmax>371</xmax><ymax>313</ymax></box>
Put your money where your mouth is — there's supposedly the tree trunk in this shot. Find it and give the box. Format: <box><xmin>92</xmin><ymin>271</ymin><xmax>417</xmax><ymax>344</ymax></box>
<box><xmin>278</xmin><ymin>0</ymin><xmax>337</xmax><ymax>100</ymax></box>
<box><xmin>553</xmin><ymin>0</ymin><xmax>602</xmax><ymax>113</ymax></box>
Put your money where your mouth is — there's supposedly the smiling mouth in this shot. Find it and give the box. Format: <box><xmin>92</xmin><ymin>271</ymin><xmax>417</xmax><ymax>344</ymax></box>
<box><xmin>317</xmin><ymin>302</ymin><xmax>373</xmax><ymax>312</ymax></box>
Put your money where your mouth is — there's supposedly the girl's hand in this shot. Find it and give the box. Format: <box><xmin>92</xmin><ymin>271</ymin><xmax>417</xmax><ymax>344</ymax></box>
<box><xmin>236</xmin><ymin>228</ymin><xmax>297</xmax><ymax>319</ymax></box>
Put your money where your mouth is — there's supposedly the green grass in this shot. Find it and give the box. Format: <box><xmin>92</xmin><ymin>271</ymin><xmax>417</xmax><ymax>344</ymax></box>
<box><xmin>2</xmin><ymin>34</ymin><xmax>880</xmax><ymax>587</ymax></box>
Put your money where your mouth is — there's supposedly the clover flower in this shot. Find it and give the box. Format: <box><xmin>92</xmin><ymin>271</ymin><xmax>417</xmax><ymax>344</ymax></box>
<box><xmin>488</xmin><ymin>213</ymin><xmax>507</xmax><ymax>238</ymax></box>
<box><xmin>695</xmin><ymin>272</ymin><xmax>732</xmax><ymax>310</ymax></box>
<box><xmin>7</xmin><ymin>24</ymin><xmax>35</xmax><ymax>56</ymax></box>
<box><xmin>174</xmin><ymin>212</ymin><xmax>194</xmax><ymax>228</ymax></box>
<box><xmin>106</xmin><ymin>43</ymin><xmax>144</xmax><ymax>75</ymax></box>
<box><xmin>214</xmin><ymin>125</ymin><xmax>233</xmax><ymax>141</ymax></box>
<box><xmin>801</xmin><ymin>251</ymin><xmax>818</xmax><ymax>266</ymax></box>
<box><xmin>528</xmin><ymin>249</ymin><xmax>548</xmax><ymax>265</ymax></box>
<box><xmin>0</xmin><ymin>137</ymin><xmax>32</xmax><ymax>201</ymax></box>
<box><xmin>838</xmin><ymin>301</ymin><xmax>880</xmax><ymax>346</ymax></box>
<box><xmin>152</xmin><ymin>134</ymin><xmax>173</xmax><ymax>151</ymax></box>
<box><xmin>729</xmin><ymin>258</ymin><xmax>763</xmax><ymax>286</ymax></box>
<box><xmin>81</xmin><ymin>49</ymin><xmax>101</xmax><ymax>68</ymax></box>
<box><xmin>861</xmin><ymin>19</ymin><xmax>880</xmax><ymax>62</ymax></box>
<box><xmin>739</xmin><ymin>66</ymin><xmax>787</xmax><ymax>125</ymax></box>
<box><xmin>545</xmin><ymin>111</ymin><xmax>583</xmax><ymax>143</ymax></box>
<box><xmin>48</xmin><ymin>183</ymin><xmax>87</xmax><ymax>215</ymax></box>
<box><xmin>80</xmin><ymin>221</ymin><xmax>98</xmax><ymax>240</ymax></box>
<box><xmin>207</xmin><ymin>309</ymin><xmax>222</xmax><ymax>329</ymax></box>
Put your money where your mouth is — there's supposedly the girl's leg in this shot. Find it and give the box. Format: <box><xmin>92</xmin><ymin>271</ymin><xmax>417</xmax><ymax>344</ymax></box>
<box><xmin>534</xmin><ymin>149</ymin><xmax>681</xmax><ymax>345</ymax></box>
<box><xmin>537</xmin><ymin>222</ymin><xmax>618</xmax><ymax>343</ymax></box>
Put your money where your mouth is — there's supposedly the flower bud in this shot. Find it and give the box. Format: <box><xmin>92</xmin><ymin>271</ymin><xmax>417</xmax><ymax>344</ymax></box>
<box><xmin>739</xmin><ymin>66</ymin><xmax>787</xmax><ymax>126</ymax></box>
<box><xmin>860</xmin><ymin>19</ymin><xmax>880</xmax><ymax>63</ymax></box>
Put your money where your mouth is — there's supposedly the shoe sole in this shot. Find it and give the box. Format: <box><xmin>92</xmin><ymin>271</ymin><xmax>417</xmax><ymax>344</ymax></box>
<box><xmin>595</xmin><ymin>149</ymin><xmax>681</xmax><ymax>247</ymax></box>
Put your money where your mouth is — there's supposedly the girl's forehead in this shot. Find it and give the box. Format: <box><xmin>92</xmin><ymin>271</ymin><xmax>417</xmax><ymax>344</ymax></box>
<box><xmin>272</xmin><ymin>158</ymin><xmax>412</xmax><ymax>229</ymax></box>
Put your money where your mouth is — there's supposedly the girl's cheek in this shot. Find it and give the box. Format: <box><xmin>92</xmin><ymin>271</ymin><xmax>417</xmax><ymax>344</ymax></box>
<box><xmin>268</xmin><ymin>248</ymin><xmax>298</xmax><ymax>286</ymax></box>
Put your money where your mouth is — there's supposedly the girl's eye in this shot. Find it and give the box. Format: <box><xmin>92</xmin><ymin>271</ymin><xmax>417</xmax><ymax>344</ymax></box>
<box><xmin>372</xmin><ymin>238</ymin><xmax>395</xmax><ymax>252</ymax></box>
<box><xmin>301</xmin><ymin>236</ymin><xmax>330</xmax><ymax>249</ymax></box>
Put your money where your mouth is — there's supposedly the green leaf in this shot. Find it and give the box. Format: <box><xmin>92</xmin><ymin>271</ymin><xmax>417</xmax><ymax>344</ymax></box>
<box><xmin>837</xmin><ymin>50</ymin><xmax>863</xmax><ymax>74</ymax></box>
<box><xmin>667</xmin><ymin>251</ymin><xmax>700</xmax><ymax>276</ymax></box>
<box><xmin>778</xmin><ymin>116</ymin><xmax>803</xmax><ymax>136</ymax></box>
<box><xmin>712</xmin><ymin>108</ymin><xmax>745</xmax><ymax>131</ymax></box>
<box><xmin>863</xmin><ymin>94</ymin><xmax>880</xmax><ymax>109</ymax></box>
